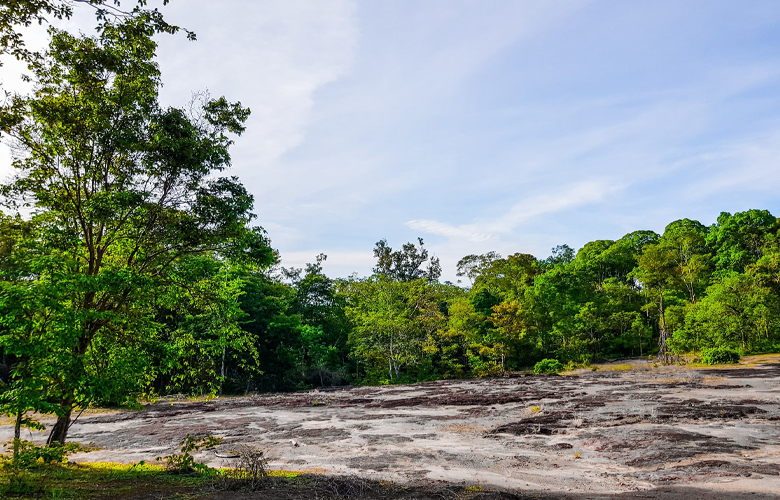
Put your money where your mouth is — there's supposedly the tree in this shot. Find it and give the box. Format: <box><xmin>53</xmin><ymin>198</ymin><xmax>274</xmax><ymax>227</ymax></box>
<box><xmin>344</xmin><ymin>277</ymin><xmax>445</xmax><ymax>382</ymax></box>
<box><xmin>672</xmin><ymin>273</ymin><xmax>778</xmax><ymax>353</ymax></box>
<box><xmin>544</xmin><ymin>244</ymin><xmax>574</xmax><ymax>266</ymax></box>
<box><xmin>472</xmin><ymin>253</ymin><xmax>542</xmax><ymax>302</ymax></box>
<box><xmin>707</xmin><ymin>210</ymin><xmax>779</xmax><ymax>275</ymax></box>
<box><xmin>632</xmin><ymin>219</ymin><xmax>710</xmax><ymax>361</ymax></box>
<box><xmin>234</xmin><ymin>272</ymin><xmax>304</xmax><ymax>392</ymax></box>
<box><xmin>284</xmin><ymin>254</ymin><xmax>351</xmax><ymax>386</ymax></box>
<box><xmin>0</xmin><ymin>18</ymin><xmax>273</xmax><ymax>444</ymax></box>
<box><xmin>456</xmin><ymin>251</ymin><xmax>501</xmax><ymax>285</ymax></box>
<box><xmin>0</xmin><ymin>0</ymin><xmax>192</xmax><ymax>65</ymax></box>
<box><xmin>572</xmin><ymin>240</ymin><xmax>637</xmax><ymax>288</ymax></box>
<box><xmin>373</xmin><ymin>238</ymin><xmax>441</xmax><ymax>282</ymax></box>
<box><xmin>152</xmin><ymin>257</ymin><xmax>257</xmax><ymax>397</ymax></box>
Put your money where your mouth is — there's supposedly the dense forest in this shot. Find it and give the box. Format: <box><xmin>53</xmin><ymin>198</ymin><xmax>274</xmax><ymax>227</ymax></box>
<box><xmin>1</xmin><ymin>2</ymin><xmax>780</xmax><ymax>449</ymax></box>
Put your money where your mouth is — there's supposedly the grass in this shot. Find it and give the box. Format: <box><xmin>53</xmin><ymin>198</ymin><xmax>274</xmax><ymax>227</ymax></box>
<box><xmin>0</xmin><ymin>461</ymin><xmax>308</xmax><ymax>499</ymax></box>
<box><xmin>0</xmin><ymin>462</ymin><xmax>211</xmax><ymax>499</ymax></box>
<box><xmin>0</xmin><ymin>462</ymin><xmax>530</xmax><ymax>499</ymax></box>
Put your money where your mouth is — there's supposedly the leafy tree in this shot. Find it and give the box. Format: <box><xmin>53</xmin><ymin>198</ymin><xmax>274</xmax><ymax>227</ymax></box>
<box><xmin>632</xmin><ymin>244</ymin><xmax>677</xmax><ymax>361</ymax></box>
<box><xmin>472</xmin><ymin>253</ymin><xmax>542</xmax><ymax>302</ymax></box>
<box><xmin>284</xmin><ymin>255</ymin><xmax>351</xmax><ymax>386</ymax></box>
<box><xmin>706</xmin><ymin>210</ymin><xmax>779</xmax><ymax>275</ymax></box>
<box><xmin>659</xmin><ymin>219</ymin><xmax>711</xmax><ymax>303</ymax></box>
<box><xmin>456</xmin><ymin>251</ymin><xmax>501</xmax><ymax>285</ymax></box>
<box><xmin>0</xmin><ymin>0</ymin><xmax>192</xmax><ymax>64</ymax></box>
<box><xmin>373</xmin><ymin>238</ymin><xmax>441</xmax><ymax>282</ymax></box>
<box><xmin>572</xmin><ymin>239</ymin><xmax>638</xmax><ymax>287</ymax></box>
<box><xmin>618</xmin><ymin>230</ymin><xmax>660</xmax><ymax>255</ymax></box>
<box><xmin>151</xmin><ymin>257</ymin><xmax>256</xmax><ymax>397</ymax></box>
<box><xmin>671</xmin><ymin>273</ymin><xmax>778</xmax><ymax>353</ymax></box>
<box><xmin>344</xmin><ymin>277</ymin><xmax>446</xmax><ymax>382</ymax></box>
<box><xmin>433</xmin><ymin>296</ymin><xmax>476</xmax><ymax>378</ymax></box>
<box><xmin>0</xmin><ymin>19</ymin><xmax>272</xmax><ymax>444</ymax></box>
<box><xmin>632</xmin><ymin>219</ymin><xmax>710</xmax><ymax>361</ymax></box>
<box><xmin>544</xmin><ymin>244</ymin><xmax>575</xmax><ymax>266</ymax></box>
<box><xmin>235</xmin><ymin>272</ymin><xmax>304</xmax><ymax>392</ymax></box>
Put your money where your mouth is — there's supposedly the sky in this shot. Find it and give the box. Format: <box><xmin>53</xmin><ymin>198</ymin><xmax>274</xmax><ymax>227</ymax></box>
<box><xmin>2</xmin><ymin>0</ymin><xmax>780</xmax><ymax>282</ymax></box>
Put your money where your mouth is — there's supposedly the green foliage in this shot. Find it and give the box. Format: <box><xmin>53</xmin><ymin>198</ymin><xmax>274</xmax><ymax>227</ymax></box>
<box><xmin>707</xmin><ymin>210</ymin><xmax>780</xmax><ymax>275</ymax></box>
<box><xmin>0</xmin><ymin>12</ymin><xmax>273</xmax><ymax>444</ymax></box>
<box><xmin>1</xmin><ymin>440</ymin><xmax>93</xmax><ymax>469</ymax></box>
<box><xmin>2</xmin><ymin>2</ymin><xmax>780</xmax><ymax>418</ymax></box>
<box><xmin>157</xmin><ymin>434</ymin><xmax>223</xmax><ymax>474</ymax></box>
<box><xmin>2</xmin><ymin>468</ymin><xmax>47</xmax><ymax>496</ymax></box>
<box><xmin>534</xmin><ymin>359</ymin><xmax>564</xmax><ymax>375</ymax></box>
<box><xmin>373</xmin><ymin>238</ymin><xmax>441</xmax><ymax>282</ymax></box>
<box><xmin>668</xmin><ymin>272</ymin><xmax>778</xmax><ymax>355</ymax></box>
<box><xmin>473</xmin><ymin>253</ymin><xmax>542</xmax><ymax>302</ymax></box>
<box><xmin>344</xmin><ymin>277</ymin><xmax>452</xmax><ymax>383</ymax></box>
<box><xmin>0</xmin><ymin>1</ymin><xmax>193</xmax><ymax>66</ymax></box>
<box><xmin>700</xmin><ymin>347</ymin><xmax>741</xmax><ymax>365</ymax></box>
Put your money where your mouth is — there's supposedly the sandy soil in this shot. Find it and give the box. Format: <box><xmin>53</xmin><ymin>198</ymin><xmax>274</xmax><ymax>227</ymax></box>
<box><xmin>4</xmin><ymin>355</ymin><xmax>780</xmax><ymax>499</ymax></box>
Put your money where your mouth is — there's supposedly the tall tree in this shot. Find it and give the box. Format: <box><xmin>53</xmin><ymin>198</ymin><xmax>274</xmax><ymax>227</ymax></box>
<box><xmin>632</xmin><ymin>219</ymin><xmax>709</xmax><ymax>361</ymax></box>
<box><xmin>344</xmin><ymin>277</ymin><xmax>445</xmax><ymax>382</ymax></box>
<box><xmin>472</xmin><ymin>253</ymin><xmax>542</xmax><ymax>302</ymax></box>
<box><xmin>707</xmin><ymin>210</ymin><xmax>780</xmax><ymax>275</ymax></box>
<box><xmin>0</xmin><ymin>18</ymin><xmax>272</xmax><ymax>444</ymax></box>
<box><xmin>373</xmin><ymin>238</ymin><xmax>441</xmax><ymax>282</ymax></box>
<box><xmin>456</xmin><ymin>251</ymin><xmax>501</xmax><ymax>285</ymax></box>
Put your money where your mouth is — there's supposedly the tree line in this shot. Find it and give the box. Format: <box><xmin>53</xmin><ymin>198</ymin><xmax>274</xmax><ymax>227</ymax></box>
<box><xmin>1</xmin><ymin>1</ymin><xmax>780</xmax><ymax>449</ymax></box>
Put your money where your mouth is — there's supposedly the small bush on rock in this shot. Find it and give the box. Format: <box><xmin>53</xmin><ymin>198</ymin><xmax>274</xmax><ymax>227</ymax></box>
<box><xmin>158</xmin><ymin>435</ymin><xmax>223</xmax><ymax>474</ymax></box>
<box><xmin>700</xmin><ymin>347</ymin><xmax>740</xmax><ymax>365</ymax></box>
<box><xmin>534</xmin><ymin>359</ymin><xmax>564</xmax><ymax>375</ymax></box>
<box><xmin>213</xmin><ymin>445</ymin><xmax>268</xmax><ymax>491</ymax></box>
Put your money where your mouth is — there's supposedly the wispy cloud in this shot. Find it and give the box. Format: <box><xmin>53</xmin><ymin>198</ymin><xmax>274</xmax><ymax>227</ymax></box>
<box><xmin>155</xmin><ymin>0</ymin><xmax>359</xmax><ymax>170</ymax></box>
<box><xmin>405</xmin><ymin>220</ymin><xmax>493</xmax><ymax>242</ymax></box>
<box><xmin>4</xmin><ymin>1</ymin><xmax>780</xmax><ymax>283</ymax></box>
<box><xmin>407</xmin><ymin>179</ymin><xmax>619</xmax><ymax>243</ymax></box>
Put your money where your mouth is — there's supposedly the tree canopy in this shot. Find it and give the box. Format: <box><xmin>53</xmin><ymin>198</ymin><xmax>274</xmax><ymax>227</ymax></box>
<box><xmin>0</xmin><ymin>14</ymin><xmax>272</xmax><ymax>445</ymax></box>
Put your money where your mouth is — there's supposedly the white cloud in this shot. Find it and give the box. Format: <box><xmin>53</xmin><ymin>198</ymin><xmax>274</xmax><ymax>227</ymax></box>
<box><xmin>405</xmin><ymin>220</ymin><xmax>493</xmax><ymax>242</ymax></box>
<box><xmin>407</xmin><ymin>179</ymin><xmax>619</xmax><ymax>243</ymax></box>
<box><xmin>684</xmin><ymin>130</ymin><xmax>780</xmax><ymax>198</ymax></box>
<box><xmin>154</xmin><ymin>0</ymin><xmax>358</xmax><ymax>175</ymax></box>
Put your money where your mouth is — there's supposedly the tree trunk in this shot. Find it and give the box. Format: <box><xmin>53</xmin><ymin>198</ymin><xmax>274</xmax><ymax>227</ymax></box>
<box><xmin>47</xmin><ymin>407</ymin><xmax>72</xmax><ymax>446</ymax></box>
<box><xmin>220</xmin><ymin>347</ymin><xmax>226</xmax><ymax>395</ymax></box>
<box><xmin>657</xmin><ymin>294</ymin><xmax>673</xmax><ymax>363</ymax></box>
<box><xmin>13</xmin><ymin>412</ymin><xmax>22</xmax><ymax>459</ymax></box>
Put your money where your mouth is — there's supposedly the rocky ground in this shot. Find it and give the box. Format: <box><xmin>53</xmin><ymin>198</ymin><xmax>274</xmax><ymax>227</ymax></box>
<box><xmin>4</xmin><ymin>355</ymin><xmax>780</xmax><ymax>499</ymax></box>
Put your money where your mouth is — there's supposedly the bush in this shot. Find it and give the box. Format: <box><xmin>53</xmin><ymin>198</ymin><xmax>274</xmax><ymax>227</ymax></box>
<box><xmin>533</xmin><ymin>359</ymin><xmax>564</xmax><ymax>375</ymax></box>
<box><xmin>1</xmin><ymin>440</ymin><xmax>93</xmax><ymax>469</ymax></box>
<box><xmin>158</xmin><ymin>435</ymin><xmax>223</xmax><ymax>474</ymax></box>
<box><xmin>700</xmin><ymin>347</ymin><xmax>740</xmax><ymax>365</ymax></box>
<box><xmin>212</xmin><ymin>445</ymin><xmax>268</xmax><ymax>491</ymax></box>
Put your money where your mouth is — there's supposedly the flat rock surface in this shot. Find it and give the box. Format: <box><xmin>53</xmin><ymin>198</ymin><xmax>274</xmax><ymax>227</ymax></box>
<box><xmin>5</xmin><ymin>355</ymin><xmax>780</xmax><ymax>499</ymax></box>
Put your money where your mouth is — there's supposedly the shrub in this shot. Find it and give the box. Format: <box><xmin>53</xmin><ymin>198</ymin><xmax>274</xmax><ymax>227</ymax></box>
<box><xmin>533</xmin><ymin>359</ymin><xmax>564</xmax><ymax>375</ymax></box>
<box><xmin>1</xmin><ymin>470</ymin><xmax>46</xmax><ymax>496</ymax></box>
<box><xmin>158</xmin><ymin>435</ymin><xmax>223</xmax><ymax>474</ymax></box>
<box><xmin>700</xmin><ymin>347</ymin><xmax>740</xmax><ymax>365</ymax></box>
<box><xmin>213</xmin><ymin>445</ymin><xmax>268</xmax><ymax>491</ymax></box>
<box><xmin>1</xmin><ymin>440</ymin><xmax>94</xmax><ymax>469</ymax></box>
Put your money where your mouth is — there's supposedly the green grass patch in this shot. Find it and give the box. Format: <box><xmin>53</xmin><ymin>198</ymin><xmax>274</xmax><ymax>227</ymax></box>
<box><xmin>0</xmin><ymin>462</ymin><xmax>211</xmax><ymax>499</ymax></box>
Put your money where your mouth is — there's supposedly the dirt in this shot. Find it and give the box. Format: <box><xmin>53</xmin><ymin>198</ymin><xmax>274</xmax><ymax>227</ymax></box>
<box><xmin>4</xmin><ymin>355</ymin><xmax>780</xmax><ymax>499</ymax></box>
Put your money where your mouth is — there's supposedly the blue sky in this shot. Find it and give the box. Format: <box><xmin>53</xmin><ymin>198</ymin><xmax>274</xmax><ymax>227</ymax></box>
<box><xmin>2</xmin><ymin>1</ymin><xmax>780</xmax><ymax>282</ymax></box>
